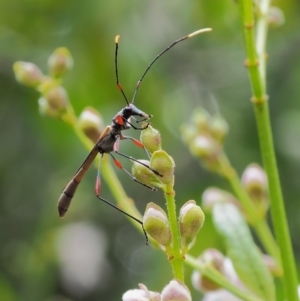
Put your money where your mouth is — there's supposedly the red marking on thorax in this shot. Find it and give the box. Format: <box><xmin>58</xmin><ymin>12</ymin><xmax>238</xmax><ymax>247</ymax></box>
<box><xmin>116</xmin><ymin>115</ymin><xmax>124</xmax><ymax>125</ymax></box>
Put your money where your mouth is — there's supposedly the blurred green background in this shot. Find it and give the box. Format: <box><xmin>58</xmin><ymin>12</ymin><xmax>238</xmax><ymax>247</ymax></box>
<box><xmin>1</xmin><ymin>0</ymin><xmax>300</xmax><ymax>300</ymax></box>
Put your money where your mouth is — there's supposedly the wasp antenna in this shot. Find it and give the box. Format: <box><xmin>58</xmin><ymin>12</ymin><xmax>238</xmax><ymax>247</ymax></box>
<box><xmin>187</xmin><ymin>28</ymin><xmax>212</xmax><ymax>38</ymax></box>
<box><xmin>131</xmin><ymin>28</ymin><xmax>212</xmax><ymax>104</ymax></box>
<box><xmin>115</xmin><ymin>34</ymin><xmax>130</xmax><ymax>105</ymax></box>
<box><xmin>115</xmin><ymin>35</ymin><xmax>121</xmax><ymax>43</ymax></box>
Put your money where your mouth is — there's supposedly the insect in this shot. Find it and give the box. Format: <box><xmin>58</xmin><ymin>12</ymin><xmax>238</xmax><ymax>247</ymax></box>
<box><xmin>57</xmin><ymin>28</ymin><xmax>211</xmax><ymax>240</ymax></box>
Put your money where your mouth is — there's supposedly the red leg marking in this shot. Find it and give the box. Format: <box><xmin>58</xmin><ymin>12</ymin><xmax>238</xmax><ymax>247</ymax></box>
<box><xmin>114</xmin><ymin>158</ymin><xmax>122</xmax><ymax>169</ymax></box>
<box><xmin>132</xmin><ymin>138</ymin><xmax>144</xmax><ymax>148</ymax></box>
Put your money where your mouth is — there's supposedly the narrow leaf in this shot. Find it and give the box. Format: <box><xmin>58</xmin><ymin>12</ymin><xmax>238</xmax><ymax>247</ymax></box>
<box><xmin>212</xmin><ymin>203</ymin><xmax>275</xmax><ymax>301</ymax></box>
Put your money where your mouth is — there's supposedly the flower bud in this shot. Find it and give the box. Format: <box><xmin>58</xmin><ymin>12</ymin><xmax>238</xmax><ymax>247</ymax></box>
<box><xmin>48</xmin><ymin>47</ymin><xmax>73</xmax><ymax>78</ymax></box>
<box><xmin>262</xmin><ymin>254</ymin><xmax>282</xmax><ymax>277</ymax></box>
<box><xmin>241</xmin><ymin>163</ymin><xmax>268</xmax><ymax>198</ymax></box>
<box><xmin>268</xmin><ymin>6</ymin><xmax>285</xmax><ymax>28</ymax></box>
<box><xmin>140</xmin><ymin>124</ymin><xmax>162</xmax><ymax>154</ymax></box>
<box><xmin>150</xmin><ymin>150</ymin><xmax>175</xmax><ymax>186</ymax></box>
<box><xmin>179</xmin><ymin>200</ymin><xmax>205</xmax><ymax>254</ymax></box>
<box><xmin>241</xmin><ymin>163</ymin><xmax>269</xmax><ymax>217</ymax></box>
<box><xmin>143</xmin><ymin>202</ymin><xmax>171</xmax><ymax>247</ymax></box>
<box><xmin>38</xmin><ymin>86</ymin><xmax>68</xmax><ymax>117</ymax></box>
<box><xmin>122</xmin><ymin>283</ymin><xmax>160</xmax><ymax>301</ymax></box>
<box><xmin>38</xmin><ymin>97</ymin><xmax>60</xmax><ymax>118</ymax></box>
<box><xmin>202</xmin><ymin>187</ymin><xmax>241</xmax><ymax>213</ymax></box>
<box><xmin>13</xmin><ymin>61</ymin><xmax>43</xmax><ymax>88</ymax></box>
<box><xmin>191</xmin><ymin>249</ymin><xmax>225</xmax><ymax>292</ymax></box>
<box><xmin>190</xmin><ymin>135</ymin><xmax>220</xmax><ymax>161</ymax></box>
<box><xmin>78</xmin><ymin>107</ymin><xmax>104</xmax><ymax>143</ymax></box>
<box><xmin>209</xmin><ymin>114</ymin><xmax>229</xmax><ymax>142</ymax></box>
<box><xmin>191</xmin><ymin>108</ymin><xmax>211</xmax><ymax>132</ymax></box>
<box><xmin>192</xmin><ymin>250</ymin><xmax>241</xmax><ymax>293</ymax></box>
<box><xmin>132</xmin><ymin>160</ymin><xmax>163</xmax><ymax>189</ymax></box>
<box><xmin>189</xmin><ymin>135</ymin><xmax>221</xmax><ymax>172</ymax></box>
<box><xmin>161</xmin><ymin>279</ymin><xmax>191</xmax><ymax>301</ymax></box>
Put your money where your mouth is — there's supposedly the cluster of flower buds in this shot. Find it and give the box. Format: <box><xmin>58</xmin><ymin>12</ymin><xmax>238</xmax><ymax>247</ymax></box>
<box><xmin>181</xmin><ymin>108</ymin><xmax>229</xmax><ymax>173</ymax></box>
<box><xmin>132</xmin><ymin>125</ymin><xmax>205</xmax><ymax>256</ymax></box>
<box><xmin>143</xmin><ymin>200</ymin><xmax>204</xmax><ymax>257</ymax></box>
<box><xmin>131</xmin><ymin>124</ymin><xmax>174</xmax><ymax>190</ymax></box>
<box><xmin>122</xmin><ymin>280</ymin><xmax>192</xmax><ymax>301</ymax></box>
<box><xmin>191</xmin><ymin>249</ymin><xmax>243</xmax><ymax>300</ymax></box>
<box><xmin>191</xmin><ymin>249</ymin><xmax>280</xmax><ymax>300</ymax></box>
<box><xmin>13</xmin><ymin>47</ymin><xmax>73</xmax><ymax>118</ymax></box>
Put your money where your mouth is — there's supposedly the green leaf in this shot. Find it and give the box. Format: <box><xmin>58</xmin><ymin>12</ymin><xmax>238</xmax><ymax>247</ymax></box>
<box><xmin>212</xmin><ymin>203</ymin><xmax>275</xmax><ymax>301</ymax></box>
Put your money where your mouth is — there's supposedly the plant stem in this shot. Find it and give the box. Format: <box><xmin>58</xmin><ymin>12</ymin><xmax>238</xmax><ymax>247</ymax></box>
<box><xmin>238</xmin><ymin>0</ymin><xmax>298</xmax><ymax>299</ymax></box>
<box><xmin>164</xmin><ymin>184</ymin><xmax>184</xmax><ymax>281</ymax></box>
<box><xmin>255</xmin><ymin>0</ymin><xmax>270</xmax><ymax>90</ymax></box>
<box><xmin>253</xmin><ymin>100</ymin><xmax>298</xmax><ymax>299</ymax></box>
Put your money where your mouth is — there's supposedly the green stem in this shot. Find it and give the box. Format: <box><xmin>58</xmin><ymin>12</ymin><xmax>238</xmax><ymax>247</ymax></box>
<box><xmin>238</xmin><ymin>0</ymin><xmax>298</xmax><ymax>299</ymax></box>
<box><xmin>253</xmin><ymin>100</ymin><xmax>299</xmax><ymax>300</ymax></box>
<box><xmin>239</xmin><ymin>0</ymin><xmax>264</xmax><ymax>98</ymax></box>
<box><xmin>255</xmin><ymin>0</ymin><xmax>270</xmax><ymax>90</ymax></box>
<box><xmin>164</xmin><ymin>184</ymin><xmax>184</xmax><ymax>281</ymax></box>
<box><xmin>185</xmin><ymin>255</ymin><xmax>264</xmax><ymax>301</ymax></box>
